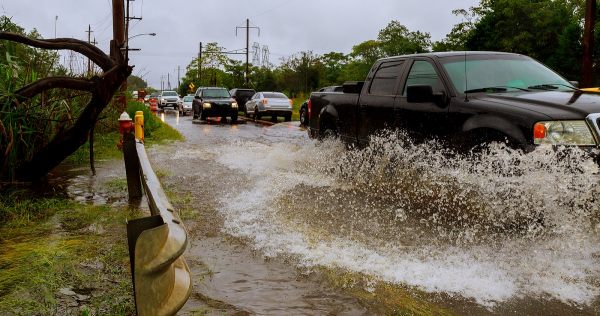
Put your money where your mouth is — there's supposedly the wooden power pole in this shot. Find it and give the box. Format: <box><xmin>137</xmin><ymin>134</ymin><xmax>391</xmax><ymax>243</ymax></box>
<box><xmin>113</xmin><ymin>0</ymin><xmax>126</xmax><ymax>109</ymax></box>
<box><xmin>236</xmin><ymin>19</ymin><xmax>259</xmax><ymax>87</ymax></box>
<box><xmin>582</xmin><ymin>0</ymin><xmax>596</xmax><ymax>88</ymax></box>
<box><xmin>86</xmin><ymin>25</ymin><xmax>93</xmax><ymax>76</ymax></box>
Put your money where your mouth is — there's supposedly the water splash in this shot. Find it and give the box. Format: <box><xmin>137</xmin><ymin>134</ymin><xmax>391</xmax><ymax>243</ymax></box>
<box><xmin>211</xmin><ymin>130</ymin><xmax>600</xmax><ymax>307</ymax></box>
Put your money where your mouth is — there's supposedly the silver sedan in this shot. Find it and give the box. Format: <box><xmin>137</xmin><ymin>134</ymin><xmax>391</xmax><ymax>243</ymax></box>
<box><xmin>245</xmin><ymin>92</ymin><xmax>293</xmax><ymax>121</ymax></box>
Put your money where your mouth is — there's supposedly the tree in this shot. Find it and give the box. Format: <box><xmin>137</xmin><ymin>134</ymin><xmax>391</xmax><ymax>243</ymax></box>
<box><xmin>465</xmin><ymin>0</ymin><xmax>582</xmax><ymax>75</ymax></box>
<box><xmin>433</xmin><ymin>8</ymin><xmax>484</xmax><ymax>51</ymax></box>
<box><xmin>319</xmin><ymin>52</ymin><xmax>348</xmax><ymax>86</ymax></box>
<box><xmin>377</xmin><ymin>20</ymin><xmax>432</xmax><ymax>56</ymax></box>
<box><xmin>127</xmin><ymin>75</ymin><xmax>147</xmax><ymax>91</ymax></box>
<box><xmin>0</xmin><ymin>15</ymin><xmax>131</xmax><ymax>181</ymax></box>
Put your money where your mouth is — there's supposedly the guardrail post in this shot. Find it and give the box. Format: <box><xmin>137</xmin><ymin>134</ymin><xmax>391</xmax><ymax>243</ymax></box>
<box><xmin>123</xmin><ymin>132</ymin><xmax>143</xmax><ymax>200</ymax></box>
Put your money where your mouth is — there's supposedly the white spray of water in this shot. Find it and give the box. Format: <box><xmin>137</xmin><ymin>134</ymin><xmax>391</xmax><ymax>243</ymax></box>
<box><xmin>207</xmin><ymin>131</ymin><xmax>600</xmax><ymax>307</ymax></box>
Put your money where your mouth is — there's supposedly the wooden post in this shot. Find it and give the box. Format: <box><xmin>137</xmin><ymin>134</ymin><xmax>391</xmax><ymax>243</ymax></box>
<box><xmin>112</xmin><ymin>0</ymin><xmax>125</xmax><ymax>49</ymax></box>
<box><xmin>113</xmin><ymin>0</ymin><xmax>127</xmax><ymax>109</ymax></box>
<box><xmin>582</xmin><ymin>0</ymin><xmax>596</xmax><ymax>88</ymax></box>
<box><xmin>123</xmin><ymin>132</ymin><xmax>142</xmax><ymax>200</ymax></box>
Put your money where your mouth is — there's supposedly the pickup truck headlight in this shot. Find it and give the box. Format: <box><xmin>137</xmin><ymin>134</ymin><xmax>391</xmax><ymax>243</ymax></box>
<box><xmin>202</xmin><ymin>102</ymin><xmax>211</xmax><ymax>109</ymax></box>
<box><xmin>231</xmin><ymin>102</ymin><xmax>238</xmax><ymax>109</ymax></box>
<box><xmin>533</xmin><ymin>121</ymin><xmax>596</xmax><ymax>145</ymax></box>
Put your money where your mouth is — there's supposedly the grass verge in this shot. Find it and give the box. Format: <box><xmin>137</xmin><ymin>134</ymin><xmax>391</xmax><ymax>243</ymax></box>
<box><xmin>66</xmin><ymin>115</ymin><xmax>183</xmax><ymax>165</ymax></box>
<box><xmin>0</xmin><ymin>193</ymin><xmax>139</xmax><ymax>315</ymax></box>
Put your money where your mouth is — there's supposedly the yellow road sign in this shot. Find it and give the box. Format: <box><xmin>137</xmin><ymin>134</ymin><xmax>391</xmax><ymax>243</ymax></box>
<box><xmin>188</xmin><ymin>83</ymin><xmax>195</xmax><ymax>91</ymax></box>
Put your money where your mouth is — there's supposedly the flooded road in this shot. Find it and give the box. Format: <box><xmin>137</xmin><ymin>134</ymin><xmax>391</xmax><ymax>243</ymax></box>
<box><xmin>152</xmin><ymin>111</ymin><xmax>600</xmax><ymax>315</ymax></box>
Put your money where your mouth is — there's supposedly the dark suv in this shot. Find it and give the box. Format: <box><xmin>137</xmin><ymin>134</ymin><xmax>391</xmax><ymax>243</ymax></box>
<box><xmin>229</xmin><ymin>88</ymin><xmax>256</xmax><ymax>116</ymax></box>
<box><xmin>192</xmin><ymin>87</ymin><xmax>238</xmax><ymax>123</ymax></box>
<box><xmin>299</xmin><ymin>86</ymin><xmax>343</xmax><ymax>126</ymax></box>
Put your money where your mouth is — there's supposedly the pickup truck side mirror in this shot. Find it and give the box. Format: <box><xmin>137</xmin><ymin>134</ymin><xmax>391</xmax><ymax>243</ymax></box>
<box><xmin>407</xmin><ymin>85</ymin><xmax>434</xmax><ymax>103</ymax></box>
<box><xmin>194</xmin><ymin>95</ymin><xmax>201</xmax><ymax>99</ymax></box>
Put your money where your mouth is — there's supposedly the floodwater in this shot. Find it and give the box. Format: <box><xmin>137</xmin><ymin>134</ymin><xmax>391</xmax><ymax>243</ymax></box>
<box><xmin>149</xmin><ymin>112</ymin><xmax>600</xmax><ymax>314</ymax></box>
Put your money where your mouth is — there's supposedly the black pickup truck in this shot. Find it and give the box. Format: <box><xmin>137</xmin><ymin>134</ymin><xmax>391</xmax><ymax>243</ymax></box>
<box><xmin>308</xmin><ymin>51</ymin><xmax>600</xmax><ymax>152</ymax></box>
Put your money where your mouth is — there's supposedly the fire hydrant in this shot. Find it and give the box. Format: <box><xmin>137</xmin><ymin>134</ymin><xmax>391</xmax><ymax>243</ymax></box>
<box><xmin>118</xmin><ymin>111</ymin><xmax>133</xmax><ymax>150</ymax></box>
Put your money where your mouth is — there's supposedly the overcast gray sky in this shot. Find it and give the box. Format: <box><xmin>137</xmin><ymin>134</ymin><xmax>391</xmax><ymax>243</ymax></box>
<box><xmin>1</xmin><ymin>0</ymin><xmax>479</xmax><ymax>89</ymax></box>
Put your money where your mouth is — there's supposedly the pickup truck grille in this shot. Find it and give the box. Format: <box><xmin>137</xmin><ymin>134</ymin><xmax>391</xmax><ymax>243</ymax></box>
<box><xmin>586</xmin><ymin>113</ymin><xmax>600</xmax><ymax>145</ymax></box>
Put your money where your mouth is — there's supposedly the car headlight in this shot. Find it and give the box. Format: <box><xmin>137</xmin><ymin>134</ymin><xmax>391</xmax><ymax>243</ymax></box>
<box><xmin>533</xmin><ymin>120</ymin><xmax>596</xmax><ymax>145</ymax></box>
<box><xmin>202</xmin><ymin>102</ymin><xmax>211</xmax><ymax>109</ymax></box>
<box><xmin>231</xmin><ymin>102</ymin><xmax>238</xmax><ymax>109</ymax></box>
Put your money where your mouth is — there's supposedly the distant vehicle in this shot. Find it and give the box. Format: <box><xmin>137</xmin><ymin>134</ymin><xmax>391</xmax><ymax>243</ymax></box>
<box><xmin>144</xmin><ymin>94</ymin><xmax>151</xmax><ymax>103</ymax></box>
<box><xmin>245</xmin><ymin>92</ymin><xmax>293</xmax><ymax>122</ymax></box>
<box><xmin>179</xmin><ymin>95</ymin><xmax>194</xmax><ymax>116</ymax></box>
<box><xmin>159</xmin><ymin>90</ymin><xmax>180</xmax><ymax>110</ymax></box>
<box><xmin>299</xmin><ymin>86</ymin><xmax>343</xmax><ymax>126</ymax></box>
<box><xmin>192</xmin><ymin>87</ymin><xmax>238</xmax><ymax>123</ymax></box>
<box><xmin>229</xmin><ymin>88</ymin><xmax>256</xmax><ymax>115</ymax></box>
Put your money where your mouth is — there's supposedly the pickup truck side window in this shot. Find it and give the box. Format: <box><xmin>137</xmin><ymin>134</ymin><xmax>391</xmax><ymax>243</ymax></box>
<box><xmin>403</xmin><ymin>60</ymin><xmax>443</xmax><ymax>96</ymax></box>
<box><xmin>368</xmin><ymin>61</ymin><xmax>404</xmax><ymax>95</ymax></box>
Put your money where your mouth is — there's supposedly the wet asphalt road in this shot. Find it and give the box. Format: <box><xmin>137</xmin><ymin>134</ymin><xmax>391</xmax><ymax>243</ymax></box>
<box><xmin>150</xmin><ymin>111</ymin><xmax>369</xmax><ymax>315</ymax></box>
<box><xmin>57</xmin><ymin>108</ymin><xmax>600</xmax><ymax>315</ymax></box>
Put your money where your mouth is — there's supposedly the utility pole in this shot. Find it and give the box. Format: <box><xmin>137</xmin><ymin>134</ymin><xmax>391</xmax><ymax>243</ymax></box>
<box><xmin>177</xmin><ymin>66</ymin><xmax>181</xmax><ymax>90</ymax></box>
<box><xmin>86</xmin><ymin>25</ymin><xmax>94</xmax><ymax>76</ymax></box>
<box><xmin>167</xmin><ymin>73</ymin><xmax>171</xmax><ymax>90</ymax></box>
<box><xmin>198</xmin><ymin>42</ymin><xmax>202</xmax><ymax>84</ymax></box>
<box><xmin>582</xmin><ymin>0</ymin><xmax>596</xmax><ymax>88</ymax></box>
<box><xmin>124</xmin><ymin>0</ymin><xmax>142</xmax><ymax>62</ymax></box>
<box><xmin>54</xmin><ymin>15</ymin><xmax>58</xmax><ymax>38</ymax></box>
<box><xmin>90</xmin><ymin>37</ymin><xmax>98</xmax><ymax>75</ymax></box>
<box><xmin>112</xmin><ymin>0</ymin><xmax>126</xmax><ymax>109</ymax></box>
<box><xmin>236</xmin><ymin>19</ymin><xmax>260</xmax><ymax>87</ymax></box>
<box><xmin>112</xmin><ymin>0</ymin><xmax>125</xmax><ymax>51</ymax></box>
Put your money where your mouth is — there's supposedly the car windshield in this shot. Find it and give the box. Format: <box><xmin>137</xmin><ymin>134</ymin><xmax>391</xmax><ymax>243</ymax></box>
<box><xmin>162</xmin><ymin>91</ymin><xmax>178</xmax><ymax>96</ymax></box>
<box><xmin>183</xmin><ymin>96</ymin><xmax>194</xmax><ymax>102</ymax></box>
<box><xmin>263</xmin><ymin>92</ymin><xmax>288</xmax><ymax>99</ymax></box>
<box><xmin>203</xmin><ymin>89</ymin><xmax>230</xmax><ymax>98</ymax></box>
<box><xmin>440</xmin><ymin>54</ymin><xmax>575</xmax><ymax>93</ymax></box>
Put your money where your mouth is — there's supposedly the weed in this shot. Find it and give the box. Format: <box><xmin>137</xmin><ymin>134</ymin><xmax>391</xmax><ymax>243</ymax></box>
<box><xmin>0</xmin><ymin>196</ymin><xmax>136</xmax><ymax>315</ymax></box>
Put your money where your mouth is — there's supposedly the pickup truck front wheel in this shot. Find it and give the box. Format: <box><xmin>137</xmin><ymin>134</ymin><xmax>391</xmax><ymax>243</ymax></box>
<box><xmin>451</xmin><ymin>130</ymin><xmax>522</xmax><ymax>156</ymax></box>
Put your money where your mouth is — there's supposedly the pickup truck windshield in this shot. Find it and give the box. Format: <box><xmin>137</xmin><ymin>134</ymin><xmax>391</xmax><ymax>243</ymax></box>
<box><xmin>202</xmin><ymin>89</ymin><xmax>230</xmax><ymax>98</ymax></box>
<box><xmin>440</xmin><ymin>55</ymin><xmax>575</xmax><ymax>93</ymax></box>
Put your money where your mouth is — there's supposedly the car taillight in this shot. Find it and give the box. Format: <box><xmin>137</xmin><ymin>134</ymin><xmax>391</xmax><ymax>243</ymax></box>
<box><xmin>261</xmin><ymin>99</ymin><xmax>268</xmax><ymax>105</ymax></box>
<box><xmin>308</xmin><ymin>99</ymin><xmax>312</xmax><ymax>119</ymax></box>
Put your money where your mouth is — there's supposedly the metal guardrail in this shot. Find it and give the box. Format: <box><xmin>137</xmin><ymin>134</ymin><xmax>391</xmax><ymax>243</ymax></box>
<box><xmin>122</xmin><ymin>131</ymin><xmax>192</xmax><ymax>316</ymax></box>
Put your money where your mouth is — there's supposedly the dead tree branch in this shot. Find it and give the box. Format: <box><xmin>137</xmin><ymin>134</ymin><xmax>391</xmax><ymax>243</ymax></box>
<box><xmin>15</xmin><ymin>76</ymin><xmax>96</xmax><ymax>99</ymax></box>
<box><xmin>0</xmin><ymin>32</ymin><xmax>115</xmax><ymax>71</ymax></box>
